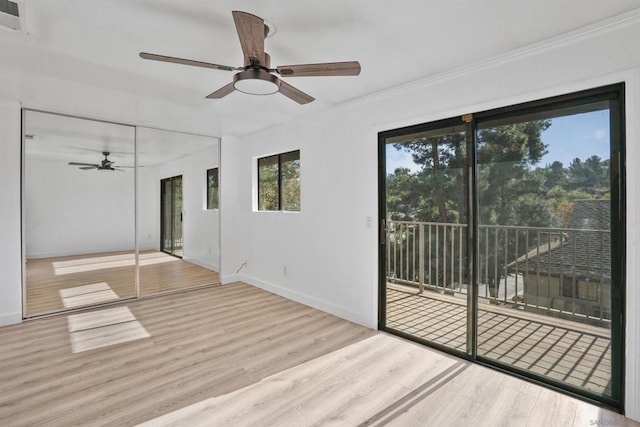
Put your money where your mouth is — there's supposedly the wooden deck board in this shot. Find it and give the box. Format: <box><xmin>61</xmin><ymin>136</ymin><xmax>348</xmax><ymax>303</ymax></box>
<box><xmin>386</xmin><ymin>284</ymin><xmax>612</xmax><ymax>396</ymax></box>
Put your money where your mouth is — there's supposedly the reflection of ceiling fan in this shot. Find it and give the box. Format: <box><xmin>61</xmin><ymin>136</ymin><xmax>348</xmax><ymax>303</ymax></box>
<box><xmin>139</xmin><ymin>10</ymin><xmax>361</xmax><ymax>104</ymax></box>
<box><xmin>68</xmin><ymin>152</ymin><xmax>132</xmax><ymax>172</ymax></box>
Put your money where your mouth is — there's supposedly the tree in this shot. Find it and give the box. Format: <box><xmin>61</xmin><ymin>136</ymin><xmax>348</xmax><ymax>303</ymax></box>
<box><xmin>545</xmin><ymin>160</ymin><xmax>567</xmax><ymax>189</ymax></box>
<box><xmin>388</xmin><ymin>121</ymin><xmax>551</xmax><ymax>292</ymax></box>
<box><xmin>391</xmin><ymin>132</ymin><xmax>466</xmax><ymax>223</ymax></box>
<box><xmin>475</xmin><ymin>121</ymin><xmax>551</xmax><ymax>296</ymax></box>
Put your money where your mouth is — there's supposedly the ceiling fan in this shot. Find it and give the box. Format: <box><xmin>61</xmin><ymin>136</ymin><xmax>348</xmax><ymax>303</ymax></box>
<box><xmin>139</xmin><ymin>11</ymin><xmax>361</xmax><ymax>104</ymax></box>
<box><xmin>68</xmin><ymin>152</ymin><xmax>131</xmax><ymax>172</ymax></box>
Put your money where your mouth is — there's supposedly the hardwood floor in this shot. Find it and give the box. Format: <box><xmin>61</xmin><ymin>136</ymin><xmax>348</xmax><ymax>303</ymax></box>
<box><xmin>1</xmin><ymin>283</ymin><xmax>636</xmax><ymax>426</ymax></box>
<box><xmin>25</xmin><ymin>251</ymin><xmax>220</xmax><ymax>316</ymax></box>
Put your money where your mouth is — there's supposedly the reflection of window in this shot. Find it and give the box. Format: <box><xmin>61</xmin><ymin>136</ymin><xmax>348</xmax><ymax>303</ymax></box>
<box><xmin>258</xmin><ymin>150</ymin><xmax>300</xmax><ymax>211</ymax></box>
<box><xmin>206</xmin><ymin>168</ymin><xmax>219</xmax><ymax>210</ymax></box>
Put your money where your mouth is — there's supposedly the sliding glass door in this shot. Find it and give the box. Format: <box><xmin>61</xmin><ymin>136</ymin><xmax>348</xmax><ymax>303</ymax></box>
<box><xmin>160</xmin><ymin>175</ymin><xmax>183</xmax><ymax>257</ymax></box>
<box><xmin>379</xmin><ymin>84</ymin><xmax>624</xmax><ymax>408</ymax></box>
<box><xmin>381</xmin><ymin>120</ymin><xmax>470</xmax><ymax>355</ymax></box>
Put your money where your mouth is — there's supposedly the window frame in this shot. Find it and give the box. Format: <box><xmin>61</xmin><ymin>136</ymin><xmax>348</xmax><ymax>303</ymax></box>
<box><xmin>206</xmin><ymin>167</ymin><xmax>219</xmax><ymax>210</ymax></box>
<box><xmin>257</xmin><ymin>149</ymin><xmax>300</xmax><ymax>212</ymax></box>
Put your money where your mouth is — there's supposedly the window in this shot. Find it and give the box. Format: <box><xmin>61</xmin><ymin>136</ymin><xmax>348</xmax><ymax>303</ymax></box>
<box><xmin>206</xmin><ymin>168</ymin><xmax>219</xmax><ymax>210</ymax></box>
<box><xmin>258</xmin><ymin>150</ymin><xmax>300</xmax><ymax>211</ymax></box>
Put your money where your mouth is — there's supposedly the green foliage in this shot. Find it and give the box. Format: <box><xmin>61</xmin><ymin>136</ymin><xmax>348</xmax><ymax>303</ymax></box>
<box><xmin>386</xmin><ymin>118</ymin><xmax>610</xmax><ymax>289</ymax></box>
<box><xmin>258</xmin><ymin>152</ymin><xmax>300</xmax><ymax>211</ymax></box>
<box><xmin>281</xmin><ymin>156</ymin><xmax>301</xmax><ymax>211</ymax></box>
<box><xmin>258</xmin><ymin>159</ymin><xmax>279</xmax><ymax>210</ymax></box>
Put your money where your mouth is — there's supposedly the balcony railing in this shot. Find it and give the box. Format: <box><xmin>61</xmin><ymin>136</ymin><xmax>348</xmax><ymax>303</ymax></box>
<box><xmin>386</xmin><ymin>220</ymin><xmax>611</xmax><ymax>326</ymax></box>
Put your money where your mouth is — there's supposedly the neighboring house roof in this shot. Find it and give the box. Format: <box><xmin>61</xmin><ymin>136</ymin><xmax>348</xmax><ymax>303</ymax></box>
<box><xmin>507</xmin><ymin>199</ymin><xmax>611</xmax><ymax>282</ymax></box>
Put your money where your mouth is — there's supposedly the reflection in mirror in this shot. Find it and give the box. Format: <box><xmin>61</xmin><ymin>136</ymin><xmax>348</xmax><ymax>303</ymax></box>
<box><xmin>23</xmin><ymin>111</ymin><xmax>136</xmax><ymax>317</ymax></box>
<box><xmin>137</xmin><ymin>127</ymin><xmax>220</xmax><ymax>296</ymax></box>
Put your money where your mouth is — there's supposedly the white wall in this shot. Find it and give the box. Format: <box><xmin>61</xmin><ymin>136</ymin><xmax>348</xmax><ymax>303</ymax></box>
<box><xmin>220</xmin><ymin>18</ymin><xmax>640</xmax><ymax>420</ymax></box>
<box><xmin>0</xmin><ymin>99</ymin><xmax>22</xmax><ymax>326</ymax></box>
<box><xmin>24</xmin><ymin>157</ymin><xmax>135</xmax><ymax>258</ymax></box>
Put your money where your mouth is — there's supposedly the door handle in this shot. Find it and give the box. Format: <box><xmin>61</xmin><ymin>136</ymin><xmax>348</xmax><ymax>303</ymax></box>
<box><xmin>380</xmin><ymin>219</ymin><xmax>386</xmax><ymax>245</ymax></box>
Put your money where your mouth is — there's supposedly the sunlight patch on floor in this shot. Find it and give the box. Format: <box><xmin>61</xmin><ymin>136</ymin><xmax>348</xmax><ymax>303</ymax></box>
<box><xmin>139</xmin><ymin>253</ymin><xmax>181</xmax><ymax>266</ymax></box>
<box><xmin>136</xmin><ymin>334</ymin><xmax>461</xmax><ymax>426</ymax></box>
<box><xmin>53</xmin><ymin>252</ymin><xmax>179</xmax><ymax>275</ymax></box>
<box><xmin>67</xmin><ymin>306</ymin><xmax>150</xmax><ymax>353</ymax></box>
<box><xmin>59</xmin><ymin>282</ymin><xmax>120</xmax><ymax>308</ymax></box>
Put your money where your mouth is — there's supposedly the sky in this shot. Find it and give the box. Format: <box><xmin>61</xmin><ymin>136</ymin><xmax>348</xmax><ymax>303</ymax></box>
<box><xmin>386</xmin><ymin>109</ymin><xmax>610</xmax><ymax>174</ymax></box>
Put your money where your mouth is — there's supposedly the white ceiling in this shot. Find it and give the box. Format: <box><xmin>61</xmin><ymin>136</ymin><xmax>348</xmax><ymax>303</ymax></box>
<box><xmin>3</xmin><ymin>1</ymin><xmax>640</xmax><ymax>136</ymax></box>
<box><xmin>24</xmin><ymin>110</ymin><xmax>218</xmax><ymax>166</ymax></box>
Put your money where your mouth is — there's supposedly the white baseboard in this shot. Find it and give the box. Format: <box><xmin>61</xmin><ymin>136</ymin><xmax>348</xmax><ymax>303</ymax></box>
<box><xmin>0</xmin><ymin>312</ymin><xmax>22</xmax><ymax>327</ymax></box>
<box><xmin>221</xmin><ymin>274</ymin><xmax>242</xmax><ymax>284</ymax></box>
<box><xmin>238</xmin><ymin>273</ymin><xmax>375</xmax><ymax>329</ymax></box>
<box><xmin>182</xmin><ymin>256</ymin><xmax>219</xmax><ymax>272</ymax></box>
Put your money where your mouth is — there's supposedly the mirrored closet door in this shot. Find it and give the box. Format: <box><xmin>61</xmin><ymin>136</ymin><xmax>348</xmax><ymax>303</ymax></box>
<box><xmin>23</xmin><ymin>111</ymin><xmax>136</xmax><ymax>316</ymax></box>
<box><xmin>137</xmin><ymin>127</ymin><xmax>220</xmax><ymax>296</ymax></box>
<box><xmin>23</xmin><ymin>111</ymin><xmax>221</xmax><ymax>317</ymax></box>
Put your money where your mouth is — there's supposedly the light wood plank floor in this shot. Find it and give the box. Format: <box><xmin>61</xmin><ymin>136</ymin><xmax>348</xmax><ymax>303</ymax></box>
<box><xmin>25</xmin><ymin>251</ymin><xmax>219</xmax><ymax>317</ymax></box>
<box><xmin>386</xmin><ymin>283</ymin><xmax>612</xmax><ymax>397</ymax></box>
<box><xmin>1</xmin><ymin>283</ymin><xmax>636</xmax><ymax>426</ymax></box>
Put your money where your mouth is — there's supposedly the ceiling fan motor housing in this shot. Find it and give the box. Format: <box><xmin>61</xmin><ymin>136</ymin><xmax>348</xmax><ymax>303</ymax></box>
<box><xmin>233</xmin><ymin>69</ymin><xmax>280</xmax><ymax>95</ymax></box>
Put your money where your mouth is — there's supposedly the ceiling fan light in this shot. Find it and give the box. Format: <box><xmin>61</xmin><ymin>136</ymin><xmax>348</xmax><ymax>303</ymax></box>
<box><xmin>233</xmin><ymin>69</ymin><xmax>280</xmax><ymax>95</ymax></box>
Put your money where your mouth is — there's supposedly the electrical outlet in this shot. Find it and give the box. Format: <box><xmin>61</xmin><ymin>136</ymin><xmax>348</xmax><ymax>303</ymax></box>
<box><xmin>283</xmin><ymin>265</ymin><xmax>288</xmax><ymax>276</ymax></box>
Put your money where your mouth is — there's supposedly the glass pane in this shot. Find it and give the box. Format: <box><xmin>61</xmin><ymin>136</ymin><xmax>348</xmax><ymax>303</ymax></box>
<box><xmin>23</xmin><ymin>111</ymin><xmax>136</xmax><ymax>316</ymax></box>
<box><xmin>281</xmin><ymin>151</ymin><xmax>300</xmax><ymax>211</ymax></box>
<box><xmin>207</xmin><ymin>168</ymin><xmax>219</xmax><ymax>210</ymax></box>
<box><xmin>138</xmin><ymin>127</ymin><xmax>220</xmax><ymax>296</ymax></box>
<box><xmin>172</xmin><ymin>176</ymin><xmax>183</xmax><ymax>256</ymax></box>
<box><xmin>161</xmin><ymin>179</ymin><xmax>173</xmax><ymax>253</ymax></box>
<box><xmin>476</xmin><ymin>103</ymin><xmax>613</xmax><ymax>398</ymax></box>
<box><xmin>384</xmin><ymin>124</ymin><xmax>468</xmax><ymax>354</ymax></box>
<box><xmin>258</xmin><ymin>155</ymin><xmax>279</xmax><ymax>210</ymax></box>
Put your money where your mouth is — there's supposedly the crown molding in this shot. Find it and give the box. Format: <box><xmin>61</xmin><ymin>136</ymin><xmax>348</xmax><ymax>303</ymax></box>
<box><xmin>343</xmin><ymin>8</ymin><xmax>640</xmax><ymax>109</ymax></box>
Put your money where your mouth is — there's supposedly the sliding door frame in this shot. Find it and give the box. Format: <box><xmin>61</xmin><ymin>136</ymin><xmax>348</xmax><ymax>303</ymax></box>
<box><xmin>160</xmin><ymin>175</ymin><xmax>183</xmax><ymax>258</ymax></box>
<box><xmin>378</xmin><ymin>83</ymin><xmax>625</xmax><ymax>411</ymax></box>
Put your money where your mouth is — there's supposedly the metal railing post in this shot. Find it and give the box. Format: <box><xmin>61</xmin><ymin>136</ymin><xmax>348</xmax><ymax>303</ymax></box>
<box><xmin>419</xmin><ymin>224</ymin><xmax>424</xmax><ymax>293</ymax></box>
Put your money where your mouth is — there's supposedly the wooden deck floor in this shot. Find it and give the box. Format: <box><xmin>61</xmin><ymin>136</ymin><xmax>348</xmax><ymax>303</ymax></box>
<box><xmin>386</xmin><ymin>284</ymin><xmax>612</xmax><ymax>397</ymax></box>
<box><xmin>1</xmin><ymin>283</ymin><xmax>635</xmax><ymax>426</ymax></box>
<box><xmin>26</xmin><ymin>251</ymin><xmax>219</xmax><ymax>317</ymax></box>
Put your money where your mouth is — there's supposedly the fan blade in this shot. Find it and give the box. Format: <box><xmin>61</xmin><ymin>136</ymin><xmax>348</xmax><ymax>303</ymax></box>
<box><xmin>69</xmin><ymin>162</ymin><xmax>99</xmax><ymax>167</ymax></box>
<box><xmin>279</xmin><ymin>80</ymin><xmax>315</xmax><ymax>105</ymax></box>
<box><xmin>139</xmin><ymin>52</ymin><xmax>237</xmax><ymax>72</ymax></box>
<box><xmin>277</xmin><ymin>61</ymin><xmax>361</xmax><ymax>77</ymax></box>
<box><xmin>232</xmin><ymin>11</ymin><xmax>265</xmax><ymax>66</ymax></box>
<box><xmin>79</xmin><ymin>166</ymin><xmax>97</xmax><ymax>170</ymax></box>
<box><xmin>206</xmin><ymin>82</ymin><xmax>236</xmax><ymax>99</ymax></box>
